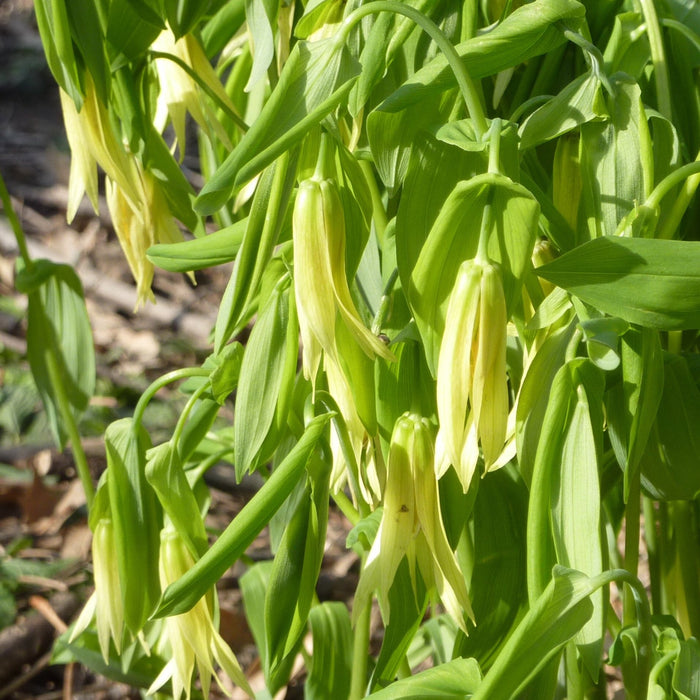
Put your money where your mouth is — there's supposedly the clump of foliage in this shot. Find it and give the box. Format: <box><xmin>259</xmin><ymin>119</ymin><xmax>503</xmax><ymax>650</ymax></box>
<box><xmin>2</xmin><ymin>0</ymin><xmax>700</xmax><ymax>697</ymax></box>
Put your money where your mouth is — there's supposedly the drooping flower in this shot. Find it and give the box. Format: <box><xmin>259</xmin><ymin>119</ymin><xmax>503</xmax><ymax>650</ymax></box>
<box><xmin>58</xmin><ymin>74</ymin><xmax>186</xmax><ymax>306</ymax></box>
<box><xmin>354</xmin><ymin>413</ymin><xmax>474</xmax><ymax>633</ymax></box>
<box><xmin>71</xmin><ymin>517</ymin><xmax>124</xmax><ymax>662</ymax></box>
<box><xmin>148</xmin><ymin>527</ymin><xmax>253</xmax><ymax>700</ymax></box>
<box><xmin>152</xmin><ymin>28</ymin><xmax>237</xmax><ymax>156</ymax></box>
<box><xmin>436</xmin><ymin>259</ymin><xmax>509</xmax><ymax>491</ymax></box>
<box><xmin>293</xmin><ymin>172</ymin><xmax>394</xmax><ymax>388</ymax></box>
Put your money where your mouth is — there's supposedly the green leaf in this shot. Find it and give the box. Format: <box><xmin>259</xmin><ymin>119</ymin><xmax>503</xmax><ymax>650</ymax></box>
<box><xmin>536</xmin><ymin>237</ymin><xmax>700</xmax><ymax>330</ymax></box>
<box><xmin>106</xmin><ymin>0</ymin><xmax>163</xmax><ymax>62</ymax></box>
<box><xmin>369</xmin><ymin>658</ymin><xmax>482</xmax><ymax>699</ymax></box>
<box><xmin>23</xmin><ymin>263</ymin><xmax>95</xmax><ymax>449</ymax></box>
<box><xmin>148</xmin><ymin>219</ymin><xmax>247</xmax><ymax>273</ymax></box>
<box><xmin>606</xmin><ymin>329</ymin><xmax>663</xmax><ymax>498</ymax></box>
<box><xmin>372</xmin><ymin>557</ymin><xmax>429</xmax><ymax>688</ymax></box>
<box><xmin>244</xmin><ymin>0</ymin><xmax>278</xmax><ymax>92</ymax></box>
<box><xmin>155</xmin><ymin>413</ymin><xmax>332</xmax><ymax>617</ymax></box>
<box><xmin>673</xmin><ymin>638</ymin><xmax>700</xmax><ymax>699</ymax></box>
<box><xmin>526</xmin><ymin>363</ymin><xmax>578</xmax><ymax>601</ymax></box>
<box><xmin>34</xmin><ymin>0</ymin><xmax>83</xmax><ymax>106</ymax></box>
<box><xmin>579</xmin><ymin>316</ymin><xmax>629</xmax><ymax>371</ymax></box>
<box><xmin>472</xmin><ymin>567</ymin><xmax>595</xmax><ymax>700</ymax></box>
<box><xmin>65</xmin><ymin>0</ymin><xmax>110</xmax><ymax>103</ymax></box>
<box><xmin>372</xmin><ymin>0</ymin><xmax>586</xmax><ymax>115</ymax></box>
<box><xmin>519</xmin><ymin>72</ymin><xmax>607</xmax><ymax>150</ymax></box>
<box><xmin>550</xmin><ymin>362</ymin><xmax>605</xmax><ymax>679</ymax></box>
<box><xmin>234</xmin><ymin>278</ymin><xmax>294</xmax><ymax>478</ymax></box>
<box><xmin>306</xmin><ymin>603</ymin><xmax>354</xmax><ymax>700</ymax></box>
<box><xmin>346</xmin><ymin>508</ymin><xmax>382</xmax><ymax>555</ymax></box>
<box><xmin>214</xmin><ymin>151</ymin><xmax>296</xmax><ymax>349</ymax></box>
<box><xmin>454</xmin><ymin>467</ymin><xmax>528</xmax><ymax>670</ymax></box>
<box><xmin>164</xmin><ymin>0</ymin><xmax>212</xmax><ymax>37</ymax></box>
<box><xmin>196</xmin><ymin>38</ymin><xmax>360</xmax><ymax>213</ymax></box>
<box><xmin>210</xmin><ymin>342</ymin><xmax>244</xmax><ymax>404</ymax></box>
<box><xmin>145</xmin><ymin>442</ymin><xmax>208</xmax><ymax>558</ymax></box>
<box><xmin>177</xmin><ymin>398</ymin><xmax>221</xmax><ymax>462</ymax></box>
<box><xmin>639</xmin><ymin>354</ymin><xmax>700</xmax><ymax>501</ymax></box>
<box><xmin>265</xmin><ymin>454</ymin><xmax>330</xmax><ymax>676</ymax></box>
<box><xmin>105</xmin><ymin>419</ymin><xmax>162</xmax><ymax>633</ymax></box>
<box><xmin>0</xmin><ymin>583</ymin><xmax>16</xmax><ymax>629</ymax></box>
<box><xmin>579</xmin><ymin>77</ymin><xmax>652</xmax><ymax>239</ymax></box>
<box><xmin>395</xmin><ymin>132</ymin><xmax>485</xmax><ymax>294</ymax></box>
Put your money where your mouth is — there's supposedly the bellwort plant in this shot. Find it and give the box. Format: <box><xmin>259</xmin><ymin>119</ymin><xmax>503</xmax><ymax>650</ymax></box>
<box><xmin>7</xmin><ymin>0</ymin><xmax>700</xmax><ymax>697</ymax></box>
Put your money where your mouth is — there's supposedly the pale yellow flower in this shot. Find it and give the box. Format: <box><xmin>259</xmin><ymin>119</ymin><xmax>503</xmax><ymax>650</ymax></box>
<box><xmin>70</xmin><ymin>518</ymin><xmax>124</xmax><ymax>662</ymax></box>
<box><xmin>152</xmin><ymin>29</ymin><xmax>236</xmax><ymax>156</ymax></box>
<box><xmin>148</xmin><ymin>528</ymin><xmax>253</xmax><ymax>700</ymax></box>
<box><xmin>354</xmin><ymin>413</ymin><xmax>473</xmax><ymax>633</ymax></box>
<box><xmin>436</xmin><ymin>259</ymin><xmax>509</xmax><ymax>490</ymax></box>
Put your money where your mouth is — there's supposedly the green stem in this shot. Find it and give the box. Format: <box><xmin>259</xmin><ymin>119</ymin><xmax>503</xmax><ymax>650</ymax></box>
<box><xmin>132</xmin><ymin>368</ymin><xmax>211</xmax><ymax>436</ymax></box>
<box><xmin>332</xmin><ymin>488</ymin><xmax>360</xmax><ymax>526</ymax></box>
<box><xmin>565</xmin><ymin>327</ymin><xmax>583</xmax><ymax>363</ymax></box>
<box><xmin>371</xmin><ymin>268</ymin><xmax>399</xmax><ymax>336</ymax></box>
<box><xmin>37</xmin><ymin>298</ymin><xmax>95</xmax><ymax>508</ymax></box>
<box><xmin>561</xmin><ymin>27</ymin><xmax>614</xmax><ymax>96</ymax></box>
<box><xmin>594</xmin><ymin>570</ymin><xmax>652</xmax><ymax>700</ymax></box>
<box><xmin>671</xmin><ymin>501</ymin><xmax>700</xmax><ymax>637</ymax></box>
<box><xmin>337</xmin><ymin>1</ymin><xmax>488</xmax><ymax>137</ymax></box>
<box><xmin>149</xmin><ymin>51</ymin><xmax>248</xmax><ymax>133</ymax></box>
<box><xmin>359</xmin><ymin>159</ymin><xmax>388</xmax><ymax>245</ymax></box>
<box><xmin>349</xmin><ymin>576</ymin><xmax>371</xmax><ymax>700</ymax></box>
<box><xmin>488</xmin><ymin>118</ymin><xmax>502</xmax><ymax>175</ymax></box>
<box><xmin>475</xmin><ymin>196</ymin><xmax>495</xmax><ymax>263</ymax></box>
<box><xmin>645</xmin><ymin>161</ymin><xmax>700</xmax><ymax>210</ymax></box>
<box><xmin>0</xmin><ymin>171</ymin><xmax>32</xmax><ymax>269</ymax></box>
<box><xmin>623</xmin><ymin>472</ymin><xmax>641</xmax><ymax>627</ymax></box>
<box><xmin>171</xmin><ymin>379</ymin><xmax>213</xmax><ymax>447</ymax></box>
<box><xmin>509</xmin><ymin>94</ymin><xmax>554</xmax><ymax>124</ymax></box>
<box><xmin>657</xmin><ymin>150</ymin><xmax>700</xmax><ymax>240</ymax></box>
<box><xmin>642</xmin><ymin>496</ymin><xmax>661</xmax><ymax>615</ymax></box>
<box><xmin>638</xmin><ymin>0</ymin><xmax>673</xmax><ymax>120</ymax></box>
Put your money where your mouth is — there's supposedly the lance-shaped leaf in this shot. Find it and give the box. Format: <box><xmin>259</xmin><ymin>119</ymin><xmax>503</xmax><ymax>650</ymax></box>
<box><xmin>155</xmin><ymin>413</ymin><xmax>332</xmax><ymax>617</ymax></box>
<box><xmin>579</xmin><ymin>77</ymin><xmax>653</xmax><ymax>239</ymax></box>
<box><xmin>34</xmin><ymin>0</ymin><xmax>83</xmax><ymax>106</ymax></box>
<box><xmin>536</xmin><ymin>237</ymin><xmax>700</xmax><ymax>330</ymax></box>
<box><xmin>105</xmin><ymin>419</ymin><xmax>162</xmax><ymax>634</ymax></box>
<box><xmin>20</xmin><ymin>262</ymin><xmax>95</xmax><ymax>450</ymax></box>
<box><xmin>147</xmin><ymin>218</ymin><xmax>247</xmax><ymax>272</ymax></box>
<box><xmin>606</xmin><ymin>329</ymin><xmax>663</xmax><ymax>498</ymax></box>
<box><xmin>196</xmin><ymin>37</ymin><xmax>360</xmax><ymax>214</ymax></box>
<box><xmin>145</xmin><ymin>442</ymin><xmax>208</xmax><ymax>559</ymax></box>
<box><xmin>215</xmin><ymin>152</ymin><xmax>296</xmax><ymax>350</ymax></box>
<box><xmin>639</xmin><ymin>354</ymin><xmax>700</xmax><ymax>501</ymax></box>
<box><xmin>550</xmin><ymin>360</ymin><xmax>605</xmax><ymax>680</ymax></box>
<box><xmin>234</xmin><ymin>276</ymin><xmax>296</xmax><ymax>478</ymax></box>
<box><xmin>306</xmin><ymin>603</ymin><xmax>353</xmax><ymax>700</ymax></box>
<box><xmin>368</xmin><ymin>657</ymin><xmax>483</xmax><ymax>699</ymax></box>
<box><xmin>519</xmin><ymin>72</ymin><xmax>608</xmax><ymax>150</ymax></box>
<box><xmin>264</xmin><ymin>455</ymin><xmax>330</xmax><ymax>679</ymax></box>
<box><xmin>472</xmin><ymin>567</ymin><xmax>596</xmax><ymax>700</ymax></box>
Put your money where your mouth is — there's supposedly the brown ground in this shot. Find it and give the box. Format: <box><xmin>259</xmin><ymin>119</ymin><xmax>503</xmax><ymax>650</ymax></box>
<box><xmin>0</xmin><ymin>5</ymin><xmax>356</xmax><ymax>698</ymax></box>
